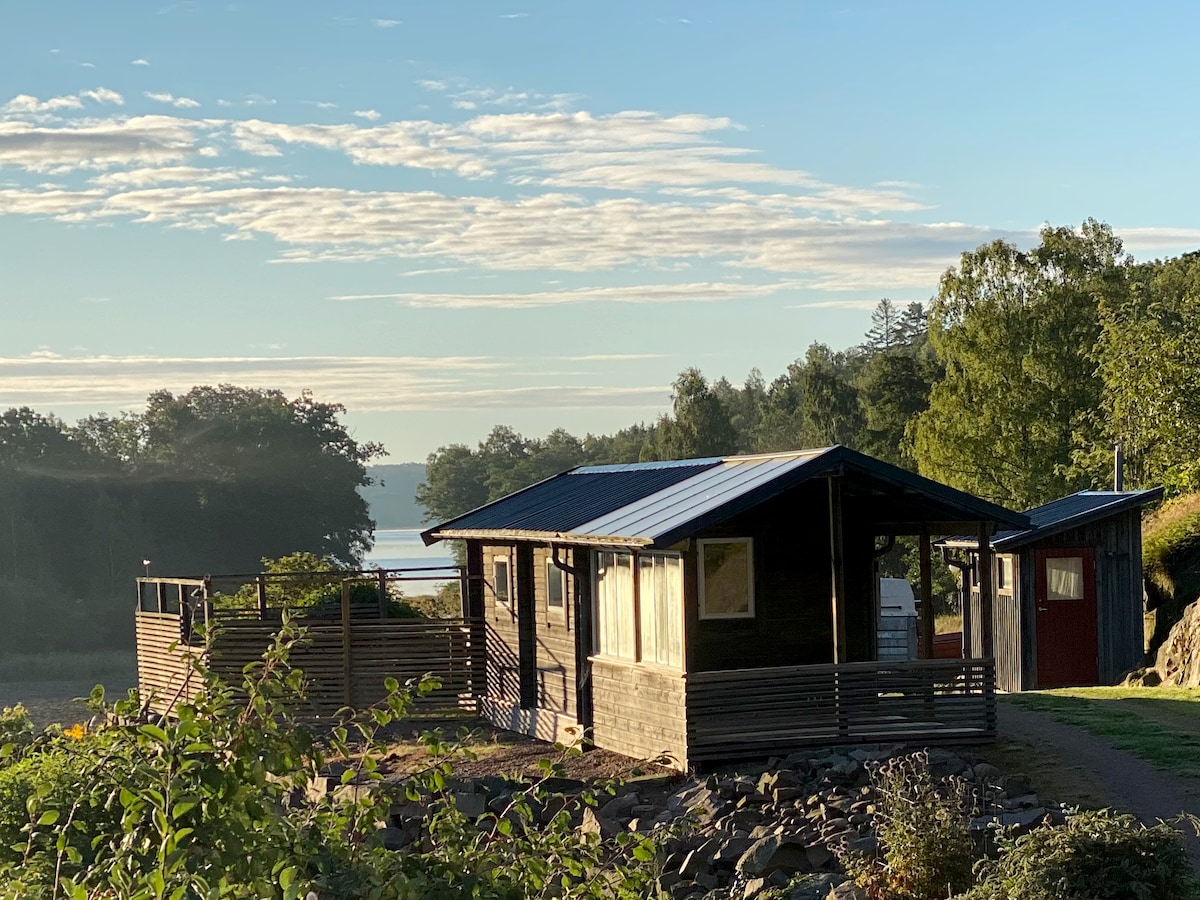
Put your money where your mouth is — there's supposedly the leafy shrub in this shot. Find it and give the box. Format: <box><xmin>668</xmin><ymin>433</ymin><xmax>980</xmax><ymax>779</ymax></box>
<box><xmin>220</xmin><ymin>551</ymin><xmax>424</xmax><ymax>619</ymax></box>
<box><xmin>962</xmin><ymin>808</ymin><xmax>1198</xmax><ymax>900</ymax></box>
<box><xmin>0</xmin><ymin>618</ymin><xmax>669</xmax><ymax>898</ymax></box>
<box><xmin>839</xmin><ymin>751</ymin><xmax>976</xmax><ymax>900</ymax></box>
<box><xmin>0</xmin><ymin>704</ymin><xmax>33</xmax><ymax>758</ymax></box>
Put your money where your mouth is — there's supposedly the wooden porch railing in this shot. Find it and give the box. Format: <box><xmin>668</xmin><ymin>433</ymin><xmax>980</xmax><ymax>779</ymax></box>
<box><xmin>134</xmin><ymin>568</ymin><xmax>485</xmax><ymax>717</ymax></box>
<box><xmin>685</xmin><ymin>657</ymin><xmax>996</xmax><ymax>762</ymax></box>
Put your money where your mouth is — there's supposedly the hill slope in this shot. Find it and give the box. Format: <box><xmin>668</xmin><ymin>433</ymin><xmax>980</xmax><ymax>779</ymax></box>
<box><xmin>361</xmin><ymin>463</ymin><xmax>426</xmax><ymax>528</ymax></box>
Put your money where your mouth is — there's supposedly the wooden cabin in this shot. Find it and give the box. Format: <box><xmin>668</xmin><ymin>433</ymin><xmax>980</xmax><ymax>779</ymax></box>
<box><xmin>938</xmin><ymin>488</ymin><xmax>1162</xmax><ymax>692</ymax></box>
<box><xmin>422</xmin><ymin>446</ymin><xmax>1029</xmax><ymax>769</ymax></box>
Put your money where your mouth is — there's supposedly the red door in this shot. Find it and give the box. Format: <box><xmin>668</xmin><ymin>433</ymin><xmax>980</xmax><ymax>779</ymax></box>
<box><xmin>1034</xmin><ymin>548</ymin><xmax>1098</xmax><ymax>687</ymax></box>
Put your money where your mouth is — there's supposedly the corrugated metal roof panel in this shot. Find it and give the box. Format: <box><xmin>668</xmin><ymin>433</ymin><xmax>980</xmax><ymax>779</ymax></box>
<box><xmin>577</xmin><ymin>451</ymin><xmax>829</xmax><ymax>542</ymax></box>
<box><xmin>424</xmin><ymin>460</ymin><xmax>722</xmax><ymax>537</ymax></box>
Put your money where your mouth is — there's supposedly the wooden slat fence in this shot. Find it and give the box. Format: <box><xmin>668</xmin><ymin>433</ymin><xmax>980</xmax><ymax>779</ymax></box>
<box><xmin>136</xmin><ymin>611</ymin><xmax>485</xmax><ymax>717</ymax></box>
<box><xmin>135</xmin><ymin>611</ymin><xmax>204</xmax><ymax>715</ymax></box>
<box><xmin>686</xmin><ymin>657</ymin><xmax>996</xmax><ymax>762</ymax></box>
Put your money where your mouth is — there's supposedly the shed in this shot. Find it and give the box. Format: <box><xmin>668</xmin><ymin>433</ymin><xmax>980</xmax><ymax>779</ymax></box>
<box><xmin>938</xmin><ymin>488</ymin><xmax>1162</xmax><ymax>692</ymax></box>
<box><xmin>422</xmin><ymin>446</ymin><xmax>1028</xmax><ymax>768</ymax></box>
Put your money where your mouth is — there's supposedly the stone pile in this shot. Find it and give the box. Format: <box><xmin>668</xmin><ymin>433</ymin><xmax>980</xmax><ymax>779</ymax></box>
<box><xmin>373</xmin><ymin>745</ymin><xmax>1064</xmax><ymax>900</ymax></box>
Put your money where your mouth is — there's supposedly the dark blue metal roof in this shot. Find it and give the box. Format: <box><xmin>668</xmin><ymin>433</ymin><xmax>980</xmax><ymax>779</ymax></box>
<box><xmin>938</xmin><ymin>488</ymin><xmax>1163</xmax><ymax>550</ymax></box>
<box><xmin>420</xmin><ymin>459</ymin><xmax>722</xmax><ymax>540</ymax></box>
<box><xmin>423</xmin><ymin>445</ymin><xmax>1030</xmax><ymax>547</ymax></box>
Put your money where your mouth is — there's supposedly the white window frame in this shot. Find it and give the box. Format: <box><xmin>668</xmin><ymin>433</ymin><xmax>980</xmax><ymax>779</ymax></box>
<box><xmin>545</xmin><ymin>556</ymin><xmax>567</xmax><ymax>622</ymax></box>
<box><xmin>492</xmin><ymin>554</ymin><xmax>511</xmax><ymax>606</ymax></box>
<box><xmin>592</xmin><ymin>550</ymin><xmax>636</xmax><ymax>660</ymax></box>
<box><xmin>698</xmin><ymin>537</ymin><xmax>756</xmax><ymax>620</ymax></box>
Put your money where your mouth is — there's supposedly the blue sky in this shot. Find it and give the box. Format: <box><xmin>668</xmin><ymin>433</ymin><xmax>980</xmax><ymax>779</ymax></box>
<box><xmin>4</xmin><ymin>1</ymin><xmax>1200</xmax><ymax>462</ymax></box>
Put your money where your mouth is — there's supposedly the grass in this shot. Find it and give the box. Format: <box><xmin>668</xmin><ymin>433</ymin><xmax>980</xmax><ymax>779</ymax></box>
<box><xmin>981</xmin><ymin>736</ymin><xmax>1112</xmax><ymax>809</ymax></box>
<box><xmin>1005</xmin><ymin>686</ymin><xmax>1200</xmax><ymax>783</ymax></box>
<box><xmin>936</xmin><ymin>612</ymin><xmax>962</xmax><ymax>634</ymax></box>
<box><xmin>0</xmin><ymin>649</ymin><xmax>136</xmax><ymax>683</ymax></box>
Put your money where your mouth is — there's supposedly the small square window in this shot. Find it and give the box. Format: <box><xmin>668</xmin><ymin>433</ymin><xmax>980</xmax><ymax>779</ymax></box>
<box><xmin>699</xmin><ymin>538</ymin><xmax>755</xmax><ymax>619</ymax></box>
<box><xmin>493</xmin><ymin>557</ymin><xmax>510</xmax><ymax>604</ymax></box>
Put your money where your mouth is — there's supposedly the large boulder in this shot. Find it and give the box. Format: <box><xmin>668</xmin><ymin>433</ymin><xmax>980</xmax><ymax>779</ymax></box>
<box><xmin>1126</xmin><ymin>597</ymin><xmax>1200</xmax><ymax>687</ymax></box>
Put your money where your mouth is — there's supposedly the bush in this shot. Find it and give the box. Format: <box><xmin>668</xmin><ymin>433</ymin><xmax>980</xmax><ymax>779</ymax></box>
<box><xmin>839</xmin><ymin>751</ymin><xmax>976</xmax><ymax>900</ymax></box>
<box><xmin>0</xmin><ymin>618</ymin><xmax>669</xmax><ymax>898</ymax></box>
<box><xmin>962</xmin><ymin>808</ymin><xmax>1198</xmax><ymax>900</ymax></box>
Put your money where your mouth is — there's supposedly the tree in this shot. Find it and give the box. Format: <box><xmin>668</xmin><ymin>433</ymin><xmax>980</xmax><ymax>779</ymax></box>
<box><xmin>1089</xmin><ymin>252</ymin><xmax>1200</xmax><ymax>492</ymax></box>
<box><xmin>911</xmin><ymin>220</ymin><xmax>1128</xmax><ymax>508</ymax></box>
<box><xmin>657</xmin><ymin>368</ymin><xmax>739</xmax><ymax>460</ymax></box>
<box><xmin>862</xmin><ymin>298</ymin><xmax>902</xmax><ymax>352</ymax></box>
<box><xmin>416</xmin><ymin>444</ymin><xmax>491</xmax><ymax>522</ymax></box>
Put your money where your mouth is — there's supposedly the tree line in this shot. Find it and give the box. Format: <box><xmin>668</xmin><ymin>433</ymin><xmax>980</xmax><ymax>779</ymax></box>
<box><xmin>420</xmin><ymin>220</ymin><xmax>1200</xmax><ymax>525</ymax></box>
<box><xmin>0</xmin><ymin>386</ymin><xmax>381</xmax><ymax>652</ymax></box>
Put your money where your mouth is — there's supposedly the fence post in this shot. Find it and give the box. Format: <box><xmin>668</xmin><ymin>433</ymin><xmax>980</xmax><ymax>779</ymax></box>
<box><xmin>342</xmin><ymin>579</ymin><xmax>353</xmax><ymax>709</ymax></box>
<box><xmin>256</xmin><ymin>576</ymin><xmax>267</xmax><ymax>620</ymax></box>
<box><xmin>377</xmin><ymin>570</ymin><xmax>388</xmax><ymax>619</ymax></box>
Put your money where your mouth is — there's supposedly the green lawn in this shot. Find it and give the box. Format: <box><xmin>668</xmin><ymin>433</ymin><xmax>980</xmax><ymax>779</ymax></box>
<box><xmin>1005</xmin><ymin>686</ymin><xmax>1200</xmax><ymax>782</ymax></box>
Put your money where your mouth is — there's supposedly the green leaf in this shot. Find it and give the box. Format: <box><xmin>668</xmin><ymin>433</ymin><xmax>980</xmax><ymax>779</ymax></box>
<box><xmin>38</xmin><ymin>810</ymin><xmax>59</xmax><ymax>826</ymax></box>
<box><xmin>139</xmin><ymin>723</ymin><xmax>169</xmax><ymax>743</ymax></box>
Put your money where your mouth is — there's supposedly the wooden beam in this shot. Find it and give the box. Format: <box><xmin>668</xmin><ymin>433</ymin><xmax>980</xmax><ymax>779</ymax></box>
<box><xmin>977</xmin><ymin>523</ymin><xmax>994</xmax><ymax>658</ymax></box>
<box><xmin>341</xmin><ymin>579</ymin><xmax>353</xmax><ymax>708</ymax></box>
<box><xmin>829</xmin><ymin>475</ymin><xmax>847</xmax><ymax>664</ymax></box>
<box><xmin>919</xmin><ymin>528</ymin><xmax>934</xmax><ymax>659</ymax></box>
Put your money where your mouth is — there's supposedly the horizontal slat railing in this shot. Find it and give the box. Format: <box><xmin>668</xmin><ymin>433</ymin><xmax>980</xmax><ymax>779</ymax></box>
<box><xmin>135</xmin><ymin>611</ymin><xmax>203</xmax><ymax>715</ymax></box>
<box><xmin>686</xmin><ymin>658</ymin><xmax>995</xmax><ymax>761</ymax></box>
<box><xmin>137</xmin><ymin>613</ymin><xmax>485</xmax><ymax>718</ymax></box>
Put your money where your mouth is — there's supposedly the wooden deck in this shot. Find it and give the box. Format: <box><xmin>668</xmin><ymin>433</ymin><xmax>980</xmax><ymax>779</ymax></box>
<box><xmin>685</xmin><ymin>657</ymin><xmax>996</xmax><ymax>762</ymax></box>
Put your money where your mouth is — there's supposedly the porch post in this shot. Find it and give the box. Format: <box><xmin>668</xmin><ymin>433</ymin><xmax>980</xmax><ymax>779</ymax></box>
<box><xmin>828</xmin><ymin>475</ymin><xmax>847</xmax><ymax>664</ymax></box>
<box><xmin>977</xmin><ymin>523</ymin><xmax>994</xmax><ymax>658</ymax></box>
<box><xmin>919</xmin><ymin>528</ymin><xmax>934</xmax><ymax>659</ymax></box>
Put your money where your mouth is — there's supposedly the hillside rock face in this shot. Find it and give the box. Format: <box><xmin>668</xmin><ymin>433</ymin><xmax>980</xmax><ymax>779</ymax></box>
<box><xmin>1130</xmin><ymin>598</ymin><xmax>1200</xmax><ymax>687</ymax></box>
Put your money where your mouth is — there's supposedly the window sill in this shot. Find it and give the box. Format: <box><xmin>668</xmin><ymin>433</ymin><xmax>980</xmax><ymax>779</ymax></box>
<box><xmin>588</xmin><ymin>654</ymin><xmax>683</xmax><ymax>676</ymax></box>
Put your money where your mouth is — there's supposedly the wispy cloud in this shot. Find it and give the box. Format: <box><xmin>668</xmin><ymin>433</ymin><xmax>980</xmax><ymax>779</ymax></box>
<box><xmin>499</xmin><ymin>12</ymin><xmax>528</xmax><ymax>18</ymax></box>
<box><xmin>372</xmin><ymin>18</ymin><xmax>401</xmax><ymax>27</ymax></box>
<box><xmin>330</xmin><ymin>281</ymin><xmax>802</xmax><ymax>309</ymax></box>
<box><xmin>0</xmin><ymin>352</ymin><xmax>666</xmax><ymax>413</ymax></box>
<box><xmin>80</xmin><ymin>87</ymin><xmax>124</xmax><ymax>105</ymax></box>
<box><xmin>145</xmin><ymin>91</ymin><xmax>200</xmax><ymax>108</ymax></box>
<box><xmin>131</xmin><ymin>58</ymin><xmax>150</xmax><ymax>66</ymax></box>
<box><xmin>353</xmin><ymin>109</ymin><xmax>381</xmax><ymax>121</ymax></box>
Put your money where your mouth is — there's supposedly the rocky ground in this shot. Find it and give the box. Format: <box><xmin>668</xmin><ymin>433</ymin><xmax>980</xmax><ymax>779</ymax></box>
<box><xmin>367</xmin><ymin>744</ymin><xmax>1065</xmax><ymax>900</ymax></box>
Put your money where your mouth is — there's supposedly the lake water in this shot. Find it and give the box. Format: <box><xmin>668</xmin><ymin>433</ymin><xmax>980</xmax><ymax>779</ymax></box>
<box><xmin>365</xmin><ymin>528</ymin><xmax>456</xmax><ymax>594</ymax></box>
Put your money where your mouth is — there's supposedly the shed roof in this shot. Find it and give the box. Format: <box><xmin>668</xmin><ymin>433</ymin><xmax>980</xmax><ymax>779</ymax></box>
<box><xmin>422</xmin><ymin>445</ymin><xmax>1029</xmax><ymax>549</ymax></box>
<box><xmin>937</xmin><ymin>487</ymin><xmax>1163</xmax><ymax>551</ymax></box>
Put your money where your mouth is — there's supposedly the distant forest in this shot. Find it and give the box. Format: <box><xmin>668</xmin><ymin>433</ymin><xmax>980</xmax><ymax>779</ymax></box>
<box><xmin>419</xmin><ymin>221</ymin><xmax>1200</xmax><ymax>526</ymax></box>
<box><xmin>361</xmin><ymin>464</ymin><xmax>427</xmax><ymax>528</ymax></box>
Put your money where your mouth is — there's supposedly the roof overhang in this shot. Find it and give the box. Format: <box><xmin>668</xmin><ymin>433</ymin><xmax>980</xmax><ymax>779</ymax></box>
<box><xmin>937</xmin><ymin>487</ymin><xmax>1163</xmax><ymax>552</ymax></box>
<box><xmin>426</xmin><ymin>527</ymin><xmax>652</xmax><ymax>549</ymax></box>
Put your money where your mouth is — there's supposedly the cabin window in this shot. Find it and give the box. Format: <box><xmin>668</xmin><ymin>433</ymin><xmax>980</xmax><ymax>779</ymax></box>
<box><xmin>698</xmin><ymin>538</ymin><xmax>755</xmax><ymax>619</ymax></box>
<box><xmin>594</xmin><ymin>551</ymin><xmax>636</xmax><ymax>659</ymax></box>
<box><xmin>638</xmin><ymin>554</ymin><xmax>683</xmax><ymax>668</ymax></box>
<box><xmin>493</xmin><ymin>556</ymin><xmax>511</xmax><ymax>605</ymax></box>
<box><xmin>996</xmin><ymin>556</ymin><xmax>1011</xmax><ymax>591</ymax></box>
<box><xmin>545</xmin><ymin>557</ymin><xmax>566</xmax><ymax>615</ymax></box>
<box><xmin>1046</xmin><ymin>556</ymin><xmax>1085</xmax><ymax>601</ymax></box>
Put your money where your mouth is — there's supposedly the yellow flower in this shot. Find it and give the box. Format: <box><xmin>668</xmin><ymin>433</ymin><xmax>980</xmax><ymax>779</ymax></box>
<box><xmin>63</xmin><ymin>723</ymin><xmax>86</xmax><ymax>741</ymax></box>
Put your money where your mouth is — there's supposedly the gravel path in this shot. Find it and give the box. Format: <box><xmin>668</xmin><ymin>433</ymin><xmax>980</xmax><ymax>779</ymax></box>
<box><xmin>997</xmin><ymin>702</ymin><xmax>1200</xmax><ymax>861</ymax></box>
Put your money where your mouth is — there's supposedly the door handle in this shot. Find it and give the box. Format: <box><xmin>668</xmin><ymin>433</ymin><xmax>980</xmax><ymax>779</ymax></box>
<box><xmin>1037</xmin><ymin>606</ymin><xmax>1048</xmax><ymax>612</ymax></box>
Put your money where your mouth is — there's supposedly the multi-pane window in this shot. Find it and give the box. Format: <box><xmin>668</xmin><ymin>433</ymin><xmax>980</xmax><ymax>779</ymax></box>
<box><xmin>594</xmin><ymin>550</ymin><xmax>683</xmax><ymax>668</ymax></box>
<box><xmin>698</xmin><ymin>538</ymin><xmax>755</xmax><ymax>619</ymax></box>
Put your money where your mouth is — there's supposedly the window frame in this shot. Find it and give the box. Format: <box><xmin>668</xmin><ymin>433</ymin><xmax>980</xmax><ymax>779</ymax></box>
<box><xmin>697</xmin><ymin>537</ymin><xmax>756</xmax><ymax>620</ymax></box>
<box><xmin>592</xmin><ymin>550</ymin><xmax>636</xmax><ymax>660</ymax></box>
<box><xmin>492</xmin><ymin>554</ymin><xmax>511</xmax><ymax>607</ymax></box>
<box><xmin>545</xmin><ymin>555</ymin><xmax>567</xmax><ymax>623</ymax></box>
